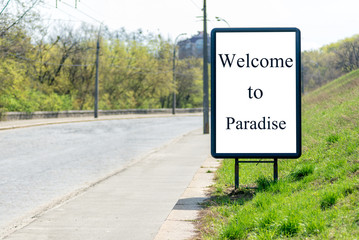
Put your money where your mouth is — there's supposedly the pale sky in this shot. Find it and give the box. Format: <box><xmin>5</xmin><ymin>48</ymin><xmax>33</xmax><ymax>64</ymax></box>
<box><xmin>39</xmin><ymin>0</ymin><xmax>359</xmax><ymax>51</ymax></box>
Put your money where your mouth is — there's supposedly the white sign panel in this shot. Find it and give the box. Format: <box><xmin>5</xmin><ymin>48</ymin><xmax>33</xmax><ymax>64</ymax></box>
<box><xmin>211</xmin><ymin>28</ymin><xmax>301</xmax><ymax>158</ymax></box>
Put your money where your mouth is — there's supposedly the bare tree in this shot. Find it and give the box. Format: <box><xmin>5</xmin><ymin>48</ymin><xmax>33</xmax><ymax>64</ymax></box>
<box><xmin>0</xmin><ymin>0</ymin><xmax>41</xmax><ymax>36</ymax></box>
<box><xmin>334</xmin><ymin>37</ymin><xmax>359</xmax><ymax>72</ymax></box>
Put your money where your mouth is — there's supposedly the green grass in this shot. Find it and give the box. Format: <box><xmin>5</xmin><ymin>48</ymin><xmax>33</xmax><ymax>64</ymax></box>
<box><xmin>198</xmin><ymin>69</ymin><xmax>359</xmax><ymax>239</ymax></box>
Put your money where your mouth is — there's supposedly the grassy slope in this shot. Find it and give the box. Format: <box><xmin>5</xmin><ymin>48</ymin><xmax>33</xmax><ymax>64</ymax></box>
<box><xmin>198</xmin><ymin>69</ymin><xmax>359</xmax><ymax>239</ymax></box>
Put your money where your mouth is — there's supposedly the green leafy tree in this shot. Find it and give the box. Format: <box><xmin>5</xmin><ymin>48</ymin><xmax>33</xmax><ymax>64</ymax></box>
<box><xmin>175</xmin><ymin>58</ymin><xmax>202</xmax><ymax>108</ymax></box>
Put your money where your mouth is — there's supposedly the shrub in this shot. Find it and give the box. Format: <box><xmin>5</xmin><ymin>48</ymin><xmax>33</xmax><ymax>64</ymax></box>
<box><xmin>320</xmin><ymin>190</ymin><xmax>338</xmax><ymax>210</ymax></box>
<box><xmin>278</xmin><ymin>215</ymin><xmax>300</xmax><ymax>237</ymax></box>
<box><xmin>289</xmin><ymin>164</ymin><xmax>315</xmax><ymax>181</ymax></box>
<box><xmin>256</xmin><ymin>176</ymin><xmax>272</xmax><ymax>191</ymax></box>
<box><xmin>327</xmin><ymin>134</ymin><xmax>340</xmax><ymax>144</ymax></box>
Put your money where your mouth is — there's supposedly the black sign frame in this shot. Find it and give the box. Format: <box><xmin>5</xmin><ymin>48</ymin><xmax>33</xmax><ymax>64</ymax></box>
<box><xmin>211</xmin><ymin>27</ymin><xmax>302</xmax><ymax>159</ymax></box>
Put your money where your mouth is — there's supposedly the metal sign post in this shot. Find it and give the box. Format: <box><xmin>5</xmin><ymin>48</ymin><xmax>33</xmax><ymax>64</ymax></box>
<box><xmin>211</xmin><ymin>28</ymin><xmax>301</xmax><ymax>188</ymax></box>
<box><xmin>234</xmin><ymin>158</ymin><xmax>278</xmax><ymax>189</ymax></box>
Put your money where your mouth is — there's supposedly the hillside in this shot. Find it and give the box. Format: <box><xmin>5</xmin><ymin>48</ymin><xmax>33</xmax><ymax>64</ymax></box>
<box><xmin>197</xmin><ymin>69</ymin><xmax>359</xmax><ymax>239</ymax></box>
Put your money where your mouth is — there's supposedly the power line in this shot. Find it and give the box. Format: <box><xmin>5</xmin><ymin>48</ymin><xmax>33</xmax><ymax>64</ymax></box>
<box><xmin>40</xmin><ymin>2</ymin><xmax>103</xmax><ymax>28</ymax></box>
<box><xmin>55</xmin><ymin>0</ymin><xmax>80</xmax><ymax>8</ymax></box>
<box><xmin>1</xmin><ymin>0</ymin><xmax>40</xmax><ymax>35</ymax></box>
<box><xmin>41</xmin><ymin>18</ymin><xmax>88</xmax><ymax>23</ymax></box>
<box><xmin>61</xmin><ymin>1</ymin><xmax>103</xmax><ymax>25</ymax></box>
<box><xmin>78</xmin><ymin>1</ymin><xmax>105</xmax><ymax>22</ymax></box>
<box><xmin>188</xmin><ymin>0</ymin><xmax>201</xmax><ymax>10</ymax></box>
<box><xmin>40</xmin><ymin>2</ymin><xmax>94</xmax><ymax>25</ymax></box>
<box><xmin>0</xmin><ymin>0</ymin><xmax>11</xmax><ymax>15</ymax></box>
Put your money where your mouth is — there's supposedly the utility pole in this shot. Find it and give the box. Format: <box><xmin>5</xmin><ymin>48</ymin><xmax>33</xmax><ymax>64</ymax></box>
<box><xmin>203</xmin><ymin>0</ymin><xmax>209</xmax><ymax>134</ymax></box>
<box><xmin>94</xmin><ymin>29</ymin><xmax>100</xmax><ymax>118</ymax></box>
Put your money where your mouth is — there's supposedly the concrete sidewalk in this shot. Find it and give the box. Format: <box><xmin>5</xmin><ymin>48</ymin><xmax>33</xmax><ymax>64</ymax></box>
<box><xmin>3</xmin><ymin>128</ymin><xmax>215</xmax><ymax>240</ymax></box>
<box><xmin>154</xmin><ymin>156</ymin><xmax>219</xmax><ymax>240</ymax></box>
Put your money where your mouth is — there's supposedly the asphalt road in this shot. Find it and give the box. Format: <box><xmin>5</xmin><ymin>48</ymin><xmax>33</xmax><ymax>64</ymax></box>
<box><xmin>0</xmin><ymin>116</ymin><xmax>202</xmax><ymax>234</ymax></box>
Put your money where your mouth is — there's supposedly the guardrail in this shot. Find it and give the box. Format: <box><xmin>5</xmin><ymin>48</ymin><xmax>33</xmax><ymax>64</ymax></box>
<box><xmin>2</xmin><ymin>108</ymin><xmax>203</xmax><ymax>121</ymax></box>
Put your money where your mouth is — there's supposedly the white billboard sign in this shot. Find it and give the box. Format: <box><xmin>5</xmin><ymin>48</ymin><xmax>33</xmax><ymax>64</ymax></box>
<box><xmin>211</xmin><ymin>28</ymin><xmax>301</xmax><ymax>158</ymax></box>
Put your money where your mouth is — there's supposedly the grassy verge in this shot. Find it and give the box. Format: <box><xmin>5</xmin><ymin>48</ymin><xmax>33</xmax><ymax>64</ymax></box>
<box><xmin>197</xmin><ymin>69</ymin><xmax>359</xmax><ymax>239</ymax></box>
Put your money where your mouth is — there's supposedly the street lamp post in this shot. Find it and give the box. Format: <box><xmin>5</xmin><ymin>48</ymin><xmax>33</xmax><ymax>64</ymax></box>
<box><xmin>203</xmin><ymin>0</ymin><xmax>209</xmax><ymax>134</ymax></box>
<box><xmin>94</xmin><ymin>26</ymin><xmax>101</xmax><ymax>118</ymax></box>
<box><xmin>172</xmin><ymin>33</ymin><xmax>186</xmax><ymax>115</ymax></box>
<box><xmin>215</xmin><ymin>16</ymin><xmax>230</xmax><ymax>27</ymax></box>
